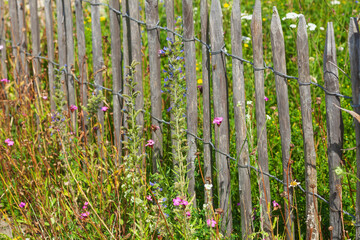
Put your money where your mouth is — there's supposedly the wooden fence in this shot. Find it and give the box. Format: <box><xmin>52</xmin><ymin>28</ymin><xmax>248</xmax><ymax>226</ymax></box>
<box><xmin>0</xmin><ymin>0</ymin><xmax>359</xmax><ymax>239</ymax></box>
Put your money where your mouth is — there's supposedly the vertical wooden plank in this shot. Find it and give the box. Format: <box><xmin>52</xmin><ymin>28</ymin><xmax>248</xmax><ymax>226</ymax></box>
<box><xmin>75</xmin><ymin>0</ymin><xmax>88</xmax><ymax>135</ymax></box>
<box><xmin>91</xmin><ymin>0</ymin><xmax>105</xmax><ymax>144</ymax></box>
<box><xmin>17</xmin><ymin>0</ymin><xmax>29</xmax><ymax>85</ymax></box>
<box><xmin>64</xmin><ymin>0</ymin><xmax>76</xmax><ymax>130</ymax></box>
<box><xmin>324</xmin><ymin>22</ymin><xmax>343</xmax><ymax>240</ymax></box>
<box><xmin>44</xmin><ymin>0</ymin><xmax>56</xmax><ymax>112</ymax></box>
<box><xmin>56</xmin><ymin>0</ymin><xmax>68</xmax><ymax>111</ymax></box>
<box><xmin>200</xmin><ymin>0</ymin><xmax>213</xmax><ymax>206</ymax></box>
<box><xmin>129</xmin><ymin>0</ymin><xmax>144</xmax><ymax>130</ymax></box>
<box><xmin>145</xmin><ymin>0</ymin><xmax>162</xmax><ymax>172</ymax></box>
<box><xmin>8</xmin><ymin>0</ymin><xmax>20</xmax><ymax>82</ymax></box>
<box><xmin>231</xmin><ymin>0</ymin><xmax>252</xmax><ymax>237</ymax></box>
<box><xmin>209</xmin><ymin>0</ymin><xmax>232</xmax><ymax>235</ymax></box>
<box><xmin>297</xmin><ymin>15</ymin><xmax>319</xmax><ymax>240</ymax></box>
<box><xmin>270</xmin><ymin>7</ymin><xmax>293</xmax><ymax>240</ymax></box>
<box><xmin>182</xmin><ymin>0</ymin><xmax>197</xmax><ymax>206</ymax></box>
<box><xmin>0</xmin><ymin>0</ymin><xmax>7</xmax><ymax>81</ymax></box>
<box><xmin>348</xmin><ymin>17</ymin><xmax>360</xmax><ymax>240</ymax></box>
<box><xmin>110</xmin><ymin>0</ymin><xmax>123</xmax><ymax>165</ymax></box>
<box><xmin>251</xmin><ymin>0</ymin><xmax>271</xmax><ymax>238</ymax></box>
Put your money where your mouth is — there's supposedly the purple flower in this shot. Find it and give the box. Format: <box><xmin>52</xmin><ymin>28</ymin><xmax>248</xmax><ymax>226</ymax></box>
<box><xmin>145</xmin><ymin>139</ymin><xmax>155</xmax><ymax>148</ymax></box>
<box><xmin>70</xmin><ymin>105</ymin><xmax>77</xmax><ymax>112</ymax></box>
<box><xmin>207</xmin><ymin>218</ymin><xmax>216</xmax><ymax>228</ymax></box>
<box><xmin>5</xmin><ymin>138</ymin><xmax>14</xmax><ymax>146</ymax></box>
<box><xmin>173</xmin><ymin>197</ymin><xmax>182</xmax><ymax>206</ymax></box>
<box><xmin>186</xmin><ymin>211</ymin><xmax>191</xmax><ymax>217</ymax></box>
<box><xmin>272</xmin><ymin>200</ymin><xmax>280</xmax><ymax>208</ymax></box>
<box><xmin>80</xmin><ymin>211</ymin><xmax>90</xmax><ymax>219</ymax></box>
<box><xmin>1</xmin><ymin>78</ymin><xmax>9</xmax><ymax>83</ymax></box>
<box><xmin>19</xmin><ymin>202</ymin><xmax>26</xmax><ymax>208</ymax></box>
<box><xmin>146</xmin><ymin>195</ymin><xmax>153</xmax><ymax>201</ymax></box>
<box><xmin>264</xmin><ymin>96</ymin><xmax>269</xmax><ymax>101</ymax></box>
<box><xmin>101</xmin><ymin>106</ymin><xmax>109</xmax><ymax>112</ymax></box>
<box><xmin>212</xmin><ymin>117</ymin><xmax>223</xmax><ymax>126</ymax></box>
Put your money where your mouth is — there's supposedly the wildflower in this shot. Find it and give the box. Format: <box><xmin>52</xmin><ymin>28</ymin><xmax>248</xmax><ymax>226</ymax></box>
<box><xmin>330</xmin><ymin>0</ymin><xmax>340</xmax><ymax>4</ymax></box>
<box><xmin>338</xmin><ymin>46</ymin><xmax>344</xmax><ymax>51</ymax></box>
<box><xmin>5</xmin><ymin>138</ymin><xmax>14</xmax><ymax>146</ymax></box>
<box><xmin>80</xmin><ymin>211</ymin><xmax>90</xmax><ymax>219</ymax></box>
<box><xmin>186</xmin><ymin>211</ymin><xmax>191</xmax><ymax>217</ymax></box>
<box><xmin>100</xmin><ymin>16</ymin><xmax>106</xmax><ymax>22</ymax></box>
<box><xmin>145</xmin><ymin>139</ymin><xmax>155</xmax><ymax>148</ymax></box>
<box><xmin>237</xmin><ymin>202</ymin><xmax>241</xmax><ymax>206</ymax></box>
<box><xmin>173</xmin><ymin>197</ymin><xmax>182</xmax><ymax>206</ymax></box>
<box><xmin>42</xmin><ymin>96</ymin><xmax>48</xmax><ymax>100</ymax></box>
<box><xmin>223</xmin><ymin>3</ymin><xmax>229</xmax><ymax>8</ymax></box>
<box><xmin>150</xmin><ymin>125</ymin><xmax>160</xmax><ymax>131</ymax></box>
<box><xmin>181</xmin><ymin>200</ymin><xmax>189</xmax><ymax>206</ymax></box>
<box><xmin>289</xmin><ymin>180</ymin><xmax>300</xmax><ymax>188</ymax></box>
<box><xmin>207</xmin><ymin>218</ymin><xmax>217</xmax><ymax>228</ymax></box>
<box><xmin>19</xmin><ymin>202</ymin><xmax>26</xmax><ymax>208</ymax></box>
<box><xmin>204</xmin><ymin>184</ymin><xmax>213</xmax><ymax>190</ymax></box>
<box><xmin>158</xmin><ymin>49</ymin><xmax>165</xmax><ymax>56</ymax></box>
<box><xmin>272</xmin><ymin>200</ymin><xmax>280</xmax><ymax>209</ymax></box>
<box><xmin>290</xmin><ymin>24</ymin><xmax>296</xmax><ymax>29</ymax></box>
<box><xmin>101</xmin><ymin>106</ymin><xmax>109</xmax><ymax>112</ymax></box>
<box><xmin>70</xmin><ymin>104</ymin><xmax>77</xmax><ymax>112</ymax></box>
<box><xmin>307</xmin><ymin>23</ymin><xmax>316</xmax><ymax>31</ymax></box>
<box><xmin>247</xmin><ymin>101</ymin><xmax>253</xmax><ymax>105</ymax></box>
<box><xmin>266</xmin><ymin>115</ymin><xmax>271</xmax><ymax>121</ymax></box>
<box><xmin>212</xmin><ymin>117</ymin><xmax>223</xmax><ymax>126</ymax></box>
<box><xmin>0</xmin><ymin>78</ymin><xmax>9</xmax><ymax>83</ymax></box>
<box><xmin>242</xmin><ymin>15</ymin><xmax>252</xmax><ymax>20</ymax></box>
<box><xmin>82</xmin><ymin>202</ymin><xmax>89</xmax><ymax>209</ymax></box>
<box><xmin>320</xmin><ymin>27</ymin><xmax>325</xmax><ymax>31</ymax></box>
<box><xmin>282</xmin><ymin>12</ymin><xmax>300</xmax><ymax>21</ymax></box>
<box><xmin>150</xmin><ymin>181</ymin><xmax>156</xmax><ymax>186</ymax></box>
<box><xmin>0</xmin><ymin>45</ymin><xmax>3</xmax><ymax>50</ymax></box>
<box><xmin>197</xmin><ymin>78</ymin><xmax>203</xmax><ymax>85</ymax></box>
<box><xmin>242</xmin><ymin>36</ymin><xmax>251</xmax><ymax>42</ymax></box>
<box><xmin>146</xmin><ymin>195</ymin><xmax>153</xmax><ymax>201</ymax></box>
<box><xmin>264</xmin><ymin>96</ymin><xmax>269</xmax><ymax>101</ymax></box>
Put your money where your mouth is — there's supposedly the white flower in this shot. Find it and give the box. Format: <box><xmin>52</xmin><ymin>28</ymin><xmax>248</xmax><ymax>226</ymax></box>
<box><xmin>289</xmin><ymin>24</ymin><xmax>296</xmax><ymax>29</ymax></box>
<box><xmin>282</xmin><ymin>12</ymin><xmax>300</xmax><ymax>20</ymax></box>
<box><xmin>0</xmin><ymin>45</ymin><xmax>3</xmax><ymax>50</ymax></box>
<box><xmin>330</xmin><ymin>0</ymin><xmax>340</xmax><ymax>4</ymax></box>
<box><xmin>242</xmin><ymin>15</ymin><xmax>253</xmax><ymax>20</ymax></box>
<box><xmin>247</xmin><ymin>101</ymin><xmax>253</xmax><ymax>105</ymax></box>
<box><xmin>203</xmin><ymin>204</ymin><xmax>208</xmax><ymax>209</ymax></box>
<box><xmin>266</xmin><ymin>115</ymin><xmax>271</xmax><ymax>121</ymax></box>
<box><xmin>289</xmin><ymin>180</ymin><xmax>300</xmax><ymax>188</ymax></box>
<box><xmin>246</xmin><ymin>114</ymin><xmax>251</xmax><ymax>120</ymax></box>
<box><xmin>204</xmin><ymin>184</ymin><xmax>213</xmax><ymax>190</ymax></box>
<box><xmin>320</xmin><ymin>27</ymin><xmax>325</xmax><ymax>31</ymax></box>
<box><xmin>307</xmin><ymin>23</ymin><xmax>316</xmax><ymax>31</ymax></box>
<box><xmin>242</xmin><ymin>36</ymin><xmax>251</xmax><ymax>42</ymax></box>
<box><xmin>338</xmin><ymin>46</ymin><xmax>344</xmax><ymax>51</ymax></box>
<box><xmin>310</xmin><ymin>75</ymin><xmax>317</xmax><ymax>83</ymax></box>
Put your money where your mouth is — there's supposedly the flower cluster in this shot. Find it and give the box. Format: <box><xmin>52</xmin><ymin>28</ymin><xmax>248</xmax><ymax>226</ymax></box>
<box><xmin>206</xmin><ymin>218</ymin><xmax>217</xmax><ymax>228</ymax></box>
<box><xmin>4</xmin><ymin>138</ymin><xmax>14</xmax><ymax>146</ymax></box>
<box><xmin>172</xmin><ymin>196</ymin><xmax>189</xmax><ymax>206</ymax></box>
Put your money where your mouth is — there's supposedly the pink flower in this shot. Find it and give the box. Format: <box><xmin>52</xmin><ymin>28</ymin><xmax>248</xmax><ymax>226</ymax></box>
<box><xmin>70</xmin><ymin>105</ymin><xmax>77</xmax><ymax>112</ymax></box>
<box><xmin>186</xmin><ymin>211</ymin><xmax>191</xmax><ymax>217</ymax></box>
<box><xmin>146</xmin><ymin>195</ymin><xmax>153</xmax><ymax>201</ymax></box>
<box><xmin>181</xmin><ymin>200</ymin><xmax>189</xmax><ymax>206</ymax></box>
<box><xmin>212</xmin><ymin>117</ymin><xmax>223</xmax><ymax>126</ymax></box>
<box><xmin>42</xmin><ymin>96</ymin><xmax>48</xmax><ymax>100</ymax></box>
<box><xmin>101</xmin><ymin>106</ymin><xmax>108</xmax><ymax>112</ymax></box>
<box><xmin>19</xmin><ymin>202</ymin><xmax>26</xmax><ymax>208</ymax></box>
<box><xmin>5</xmin><ymin>138</ymin><xmax>14</xmax><ymax>146</ymax></box>
<box><xmin>207</xmin><ymin>218</ymin><xmax>217</xmax><ymax>228</ymax></box>
<box><xmin>173</xmin><ymin>197</ymin><xmax>182</xmax><ymax>206</ymax></box>
<box><xmin>272</xmin><ymin>200</ymin><xmax>280</xmax><ymax>208</ymax></box>
<box><xmin>145</xmin><ymin>139</ymin><xmax>155</xmax><ymax>148</ymax></box>
<box><xmin>264</xmin><ymin>96</ymin><xmax>269</xmax><ymax>101</ymax></box>
<box><xmin>83</xmin><ymin>202</ymin><xmax>89</xmax><ymax>209</ymax></box>
<box><xmin>151</xmin><ymin>125</ymin><xmax>160</xmax><ymax>132</ymax></box>
<box><xmin>0</xmin><ymin>78</ymin><xmax>9</xmax><ymax>83</ymax></box>
<box><xmin>80</xmin><ymin>211</ymin><xmax>90</xmax><ymax>219</ymax></box>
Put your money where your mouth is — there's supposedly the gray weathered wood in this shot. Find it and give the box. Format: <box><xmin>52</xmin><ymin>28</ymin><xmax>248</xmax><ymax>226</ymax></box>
<box><xmin>91</xmin><ymin>0</ymin><xmax>105</xmax><ymax>146</ymax></box>
<box><xmin>348</xmin><ymin>18</ymin><xmax>360</xmax><ymax>240</ymax></box>
<box><xmin>270</xmin><ymin>7</ymin><xmax>293</xmax><ymax>240</ymax></box>
<box><xmin>0</xmin><ymin>0</ymin><xmax>7</xmax><ymax>81</ymax></box>
<box><xmin>231</xmin><ymin>0</ymin><xmax>252</xmax><ymax>237</ymax></box>
<box><xmin>145</xmin><ymin>0</ymin><xmax>162</xmax><ymax>172</ymax></box>
<box><xmin>200</xmin><ymin>0</ymin><xmax>213</xmax><ymax>206</ymax></box>
<box><xmin>209</xmin><ymin>0</ymin><xmax>232</xmax><ymax>235</ymax></box>
<box><xmin>64</xmin><ymin>0</ymin><xmax>77</xmax><ymax>130</ymax></box>
<box><xmin>129</xmin><ymin>0</ymin><xmax>144</xmax><ymax>131</ymax></box>
<box><xmin>251</xmin><ymin>0</ymin><xmax>271</xmax><ymax>238</ymax></box>
<box><xmin>17</xmin><ymin>0</ymin><xmax>29</xmax><ymax>85</ymax></box>
<box><xmin>110</xmin><ymin>0</ymin><xmax>123</xmax><ymax>166</ymax></box>
<box><xmin>182</xmin><ymin>0</ymin><xmax>198</xmax><ymax>207</ymax></box>
<box><xmin>44</xmin><ymin>0</ymin><xmax>56</xmax><ymax>112</ymax></box>
<box><xmin>297</xmin><ymin>15</ymin><xmax>319</xmax><ymax>240</ymax></box>
<box><xmin>324</xmin><ymin>22</ymin><xmax>343</xmax><ymax>240</ymax></box>
<box><xmin>56</xmin><ymin>0</ymin><xmax>68</xmax><ymax>111</ymax></box>
<box><xmin>8</xmin><ymin>0</ymin><xmax>20</xmax><ymax>81</ymax></box>
<box><xmin>75</xmin><ymin>0</ymin><xmax>88</xmax><ymax>135</ymax></box>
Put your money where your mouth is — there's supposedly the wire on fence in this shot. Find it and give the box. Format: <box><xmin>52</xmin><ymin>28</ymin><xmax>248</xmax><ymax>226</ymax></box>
<box><xmin>0</xmin><ymin>0</ymin><xmax>358</xmax><ymax>223</ymax></box>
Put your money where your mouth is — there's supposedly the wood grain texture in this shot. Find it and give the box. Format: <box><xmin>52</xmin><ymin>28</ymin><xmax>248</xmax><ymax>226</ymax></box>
<box><xmin>17</xmin><ymin>0</ymin><xmax>29</xmax><ymax>85</ymax></box>
<box><xmin>75</xmin><ymin>0</ymin><xmax>88</xmax><ymax>134</ymax></box>
<box><xmin>0</xmin><ymin>0</ymin><xmax>7</xmax><ymax>80</ymax></box>
<box><xmin>29</xmin><ymin>0</ymin><xmax>41</xmax><ymax>98</ymax></box>
<box><xmin>270</xmin><ymin>7</ymin><xmax>293</xmax><ymax>240</ymax></box>
<box><xmin>324</xmin><ymin>22</ymin><xmax>343</xmax><ymax>240</ymax></box>
<box><xmin>146</xmin><ymin>0</ymin><xmax>163</xmax><ymax>172</ymax></box>
<box><xmin>231</xmin><ymin>0</ymin><xmax>253</xmax><ymax>237</ymax></box>
<box><xmin>182</xmin><ymin>0</ymin><xmax>198</xmax><ymax>207</ymax></box>
<box><xmin>8</xmin><ymin>0</ymin><xmax>20</xmax><ymax>81</ymax></box>
<box><xmin>251</xmin><ymin>0</ymin><xmax>271</xmax><ymax>238</ymax></box>
<box><xmin>297</xmin><ymin>15</ymin><xmax>319</xmax><ymax>240</ymax></box>
<box><xmin>209</xmin><ymin>0</ymin><xmax>232</xmax><ymax>235</ymax></box>
<box><xmin>44</xmin><ymin>0</ymin><xmax>56</xmax><ymax>112</ymax></box>
<box><xmin>348</xmin><ymin>18</ymin><xmax>360</xmax><ymax>240</ymax></box>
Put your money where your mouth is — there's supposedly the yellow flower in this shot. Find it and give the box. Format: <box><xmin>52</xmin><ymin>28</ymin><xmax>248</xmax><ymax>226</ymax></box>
<box><xmin>263</xmin><ymin>18</ymin><xmax>266</xmax><ymax>22</ymax></box>
<box><xmin>197</xmin><ymin>79</ymin><xmax>203</xmax><ymax>85</ymax></box>
<box><xmin>87</xmin><ymin>17</ymin><xmax>91</xmax><ymax>23</ymax></box>
<box><xmin>244</xmin><ymin>43</ymin><xmax>249</xmax><ymax>48</ymax></box>
<box><xmin>100</xmin><ymin>16</ymin><xmax>106</xmax><ymax>22</ymax></box>
<box><xmin>223</xmin><ymin>3</ymin><xmax>229</xmax><ymax>8</ymax></box>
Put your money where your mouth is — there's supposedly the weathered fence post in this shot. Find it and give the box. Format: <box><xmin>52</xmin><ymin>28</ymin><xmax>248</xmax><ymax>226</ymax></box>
<box><xmin>348</xmin><ymin>17</ymin><xmax>360</xmax><ymax>240</ymax></box>
<box><xmin>0</xmin><ymin>0</ymin><xmax>7</xmax><ymax>80</ymax></box>
<box><xmin>17</xmin><ymin>0</ymin><xmax>29</xmax><ymax>86</ymax></box>
<box><xmin>297</xmin><ymin>15</ymin><xmax>319</xmax><ymax>240</ymax></box>
<box><xmin>75</xmin><ymin>0</ymin><xmax>88</xmax><ymax>136</ymax></box>
<box><xmin>91</xmin><ymin>0</ymin><xmax>105</xmax><ymax>149</ymax></box>
<box><xmin>110</xmin><ymin>0</ymin><xmax>123</xmax><ymax>166</ymax></box>
<box><xmin>200</xmin><ymin>0</ymin><xmax>213</xmax><ymax>206</ymax></box>
<box><xmin>145</xmin><ymin>0</ymin><xmax>163</xmax><ymax>172</ymax></box>
<box><xmin>270</xmin><ymin>7</ymin><xmax>293</xmax><ymax>240</ymax></box>
<box><xmin>209</xmin><ymin>0</ymin><xmax>232</xmax><ymax>235</ymax></box>
<box><xmin>44</xmin><ymin>0</ymin><xmax>56</xmax><ymax>112</ymax></box>
<box><xmin>324</xmin><ymin>22</ymin><xmax>343</xmax><ymax>240</ymax></box>
<box><xmin>251</xmin><ymin>0</ymin><xmax>271</xmax><ymax>238</ymax></box>
<box><xmin>231</xmin><ymin>0</ymin><xmax>253</xmax><ymax>237</ymax></box>
<box><xmin>182</xmin><ymin>0</ymin><xmax>198</xmax><ymax>207</ymax></box>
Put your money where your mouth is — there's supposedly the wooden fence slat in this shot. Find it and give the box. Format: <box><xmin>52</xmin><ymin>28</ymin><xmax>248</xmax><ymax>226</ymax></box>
<box><xmin>110</xmin><ymin>0</ymin><xmax>123</xmax><ymax>166</ymax></box>
<box><xmin>91</xmin><ymin>0</ymin><xmax>105</xmax><ymax>146</ymax></box>
<box><xmin>209</xmin><ymin>0</ymin><xmax>232</xmax><ymax>235</ymax></box>
<box><xmin>29</xmin><ymin>0</ymin><xmax>41</xmax><ymax>99</ymax></box>
<box><xmin>64</xmin><ymin>0</ymin><xmax>76</xmax><ymax>130</ymax></box>
<box><xmin>56</xmin><ymin>0</ymin><xmax>68</xmax><ymax>111</ymax></box>
<box><xmin>17</xmin><ymin>0</ymin><xmax>29</xmax><ymax>85</ymax></box>
<box><xmin>200</xmin><ymin>0</ymin><xmax>213</xmax><ymax>207</ymax></box>
<box><xmin>8</xmin><ymin>0</ymin><xmax>20</xmax><ymax>82</ymax></box>
<box><xmin>324</xmin><ymin>22</ymin><xmax>343</xmax><ymax>240</ymax></box>
<box><xmin>0</xmin><ymin>0</ymin><xmax>7</xmax><ymax>80</ymax></box>
<box><xmin>270</xmin><ymin>7</ymin><xmax>293</xmax><ymax>239</ymax></box>
<box><xmin>44</xmin><ymin>0</ymin><xmax>56</xmax><ymax>112</ymax></box>
<box><xmin>348</xmin><ymin>18</ymin><xmax>360</xmax><ymax>240</ymax></box>
<box><xmin>231</xmin><ymin>0</ymin><xmax>253</xmax><ymax>237</ymax></box>
<box><xmin>145</xmin><ymin>0</ymin><xmax>162</xmax><ymax>172</ymax></box>
<box><xmin>251</xmin><ymin>0</ymin><xmax>271</xmax><ymax>238</ymax></box>
<box><xmin>297</xmin><ymin>15</ymin><xmax>319</xmax><ymax>240</ymax></box>
<box><xmin>182</xmin><ymin>0</ymin><xmax>198</xmax><ymax>206</ymax></box>
<box><xmin>129</xmin><ymin>0</ymin><xmax>144</xmax><ymax>131</ymax></box>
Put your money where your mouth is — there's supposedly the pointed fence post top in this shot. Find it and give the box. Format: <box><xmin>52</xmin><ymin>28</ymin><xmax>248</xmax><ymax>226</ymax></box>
<box><xmin>324</xmin><ymin>22</ymin><xmax>337</xmax><ymax>66</ymax></box>
<box><xmin>297</xmin><ymin>14</ymin><xmax>307</xmax><ymax>39</ymax></box>
<box><xmin>251</xmin><ymin>0</ymin><xmax>262</xmax><ymax>27</ymax></box>
<box><xmin>270</xmin><ymin>7</ymin><xmax>283</xmax><ymax>38</ymax></box>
